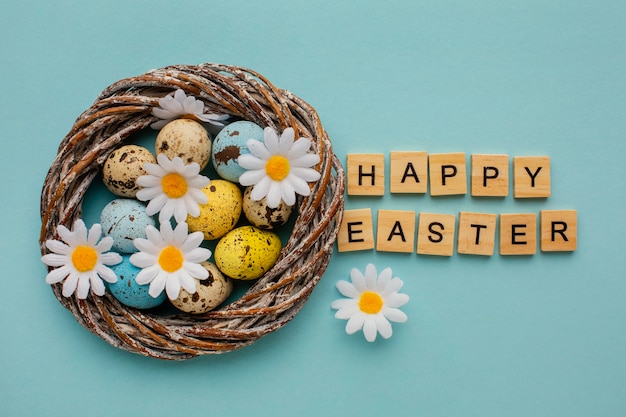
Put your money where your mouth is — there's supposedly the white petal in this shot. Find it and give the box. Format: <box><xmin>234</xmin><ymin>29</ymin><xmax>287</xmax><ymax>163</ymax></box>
<box><xmin>87</xmin><ymin>223</ymin><xmax>102</xmax><ymax>246</ymax></box>
<box><xmin>334</xmin><ymin>304</ymin><xmax>360</xmax><ymax>320</ymax></box>
<box><xmin>250</xmin><ymin>176</ymin><xmax>271</xmax><ymax>201</ymax></box>
<box><xmin>42</xmin><ymin>253</ymin><xmax>69</xmax><ymax>267</ymax></box>
<box><xmin>280</xmin><ymin>180</ymin><xmax>296</xmax><ymax>206</ymax></box>
<box><xmin>76</xmin><ymin>275</ymin><xmax>91</xmax><ymax>299</ymax></box>
<box><xmin>150</xmin><ymin>119</ymin><xmax>171</xmax><ymax>129</ymax></box>
<box><xmin>99</xmin><ymin>252</ymin><xmax>122</xmax><ymax>266</ymax></box>
<box><xmin>158</xmin><ymin>202</ymin><xmax>176</xmax><ymax>224</ymax></box>
<box><xmin>285</xmin><ymin>173</ymin><xmax>311</xmax><ymax>197</ymax></box>
<box><xmin>238</xmin><ymin>154</ymin><xmax>266</xmax><ymax>170</ymax></box>
<box><xmin>145</xmin><ymin>194</ymin><xmax>168</xmax><ymax>216</ymax></box>
<box><xmin>97</xmin><ymin>265</ymin><xmax>118</xmax><ymax>283</ymax></box>
<box><xmin>173</xmin><ymin>201</ymin><xmax>189</xmax><ymax>223</ymax></box>
<box><xmin>95</xmin><ymin>236</ymin><xmax>115</xmax><ymax>253</ymax></box>
<box><xmin>345</xmin><ymin>313</ymin><xmax>366</xmax><ymax>335</ymax></box>
<box><xmin>278</xmin><ymin>128</ymin><xmax>295</xmax><ymax>155</ymax></box>
<box><xmin>152</xmin><ymin>107</ymin><xmax>176</xmax><ymax>120</ymax></box>
<box><xmin>187</xmin><ymin>174</ymin><xmax>210</xmax><ymax>189</ymax></box>
<box><xmin>179</xmin><ymin>273</ymin><xmax>197</xmax><ymax>294</ymax></box>
<box><xmin>90</xmin><ymin>275</ymin><xmax>106</xmax><ymax>296</ymax></box>
<box><xmin>289</xmin><ymin>153</ymin><xmax>320</xmax><ymax>169</ymax></box>
<box><xmin>364</xmin><ymin>264</ymin><xmax>378</xmax><ymax>289</ymax></box>
<box><xmin>376</xmin><ymin>267</ymin><xmax>393</xmax><ymax>292</ymax></box>
<box><xmin>149</xmin><ymin>273</ymin><xmax>167</xmax><ymax>298</ymax></box>
<box><xmin>56</xmin><ymin>224</ymin><xmax>73</xmax><ymax>244</ymax></box>
<box><xmin>266</xmin><ymin>181</ymin><xmax>282</xmax><ymax>208</ymax></box>
<box><xmin>136</xmin><ymin>175</ymin><xmax>162</xmax><ymax>188</ymax></box>
<box><xmin>286</xmin><ymin>138</ymin><xmax>313</xmax><ymax>159</ymax></box>
<box><xmin>385</xmin><ymin>293</ymin><xmax>409</xmax><ymax>308</ymax></box>
<box><xmin>145</xmin><ymin>225</ymin><xmax>163</xmax><ymax>246</ymax></box>
<box><xmin>182</xmin><ymin>95</ymin><xmax>198</xmax><ymax>114</ymax></box>
<box><xmin>45</xmin><ymin>265</ymin><xmax>71</xmax><ymax>284</ymax></box>
<box><xmin>181</xmin><ymin>231</ymin><xmax>203</xmax><ymax>252</ymax></box>
<box><xmin>362</xmin><ymin>317</ymin><xmax>378</xmax><ymax>342</ymax></box>
<box><xmin>45</xmin><ymin>240</ymin><xmax>70</xmax><ymax>255</ymax></box>
<box><xmin>239</xmin><ymin>169</ymin><xmax>266</xmax><ymax>186</ymax></box>
<box><xmin>375</xmin><ymin>315</ymin><xmax>393</xmax><ymax>339</ymax></box>
<box><xmin>143</xmin><ymin>161</ymin><xmax>167</xmax><ymax>177</ymax></box>
<box><xmin>336</xmin><ymin>280</ymin><xmax>360</xmax><ymax>299</ymax></box>
<box><xmin>382</xmin><ymin>277</ymin><xmax>405</xmax><ymax>296</ymax></box>
<box><xmin>72</xmin><ymin>220</ymin><xmax>88</xmax><ymax>242</ymax></box>
<box><xmin>331</xmin><ymin>298</ymin><xmax>356</xmax><ymax>310</ymax></box>
<box><xmin>184</xmin><ymin>261</ymin><xmax>209</xmax><ymax>279</ymax></box>
<box><xmin>263</xmin><ymin>127</ymin><xmax>280</xmax><ymax>154</ymax></box>
<box><xmin>383</xmin><ymin>307</ymin><xmax>408</xmax><ymax>323</ymax></box>
<box><xmin>165</xmin><ymin>274</ymin><xmax>181</xmax><ymax>300</ymax></box>
<box><xmin>185</xmin><ymin>247</ymin><xmax>212</xmax><ymax>264</ymax></box>
<box><xmin>62</xmin><ymin>273</ymin><xmax>79</xmax><ymax>297</ymax></box>
<box><xmin>350</xmin><ymin>268</ymin><xmax>367</xmax><ymax>292</ymax></box>
<box><xmin>131</xmin><ymin>252</ymin><xmax>157</xmax><ymax>269</ymax></box>
<box><xmin>246</xmin><ymin>139</ymin><xmax>271</xmax><ymax>160</ymax></box>
<box><xmin>136</xmin><ymin>265</ymin><xmax>160</xmax><ymax>285</ymax></box>
<box><xmin>290</xmin><ymin>166</ymin><xmax>321</xmax><ymax>182</ymax></box>
<box><xmin>172</xmin><ymin>222</ymin><xmax>189</xmax><ymax>244</ymax></box>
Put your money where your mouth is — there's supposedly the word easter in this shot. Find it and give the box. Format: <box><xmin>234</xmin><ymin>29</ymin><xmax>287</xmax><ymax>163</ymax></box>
<box><xmin>337</xmin><ymin>152</ymin><xmax>577</xmax><ymax>255</ymax></box>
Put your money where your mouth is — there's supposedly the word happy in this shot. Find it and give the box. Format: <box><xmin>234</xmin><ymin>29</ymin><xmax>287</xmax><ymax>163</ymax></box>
<box><xmin>337</xmin><ymin>152</ymin><xmax>577</xmax><ymax>255</ymax></box>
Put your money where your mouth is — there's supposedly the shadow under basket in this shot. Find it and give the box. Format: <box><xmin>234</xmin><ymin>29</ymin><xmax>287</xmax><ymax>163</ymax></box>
<box><xmin>39</xmin><ymin>63</ymin><xmax>345</xmax><ymax>360</ymax></box>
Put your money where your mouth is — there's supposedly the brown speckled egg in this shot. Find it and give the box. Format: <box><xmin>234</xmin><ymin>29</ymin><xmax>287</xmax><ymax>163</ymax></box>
<box><xmin>102</xmin><ymin>145</ymin><xmax>156</xmax><ymax>198</ymax></box>
<box><xmin>242</xmin><ymin>186</ymin><xmax>294</xmax><ymax>229</ymax></box>
<box><xmin>171</xmin><ymin>262</ymin><xmax>233</xmax><ymax>314</ymax></box>
<box><xmin>214</xmin><ymin>226</ymin><xmax>282</xmax><ymax>280</ymax></box>
<box><xmin>186</xmin><ymin>180</ymin><xmax>243</xmax><ymax>240</ymax></box>
<box><xmin>155</xmin><ymin>119</ymin><xmax>211</xmax><ymax>169</ymax></box>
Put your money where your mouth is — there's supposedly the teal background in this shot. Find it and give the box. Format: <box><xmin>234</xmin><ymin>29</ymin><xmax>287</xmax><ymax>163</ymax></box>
<box><xmin>1</xmin><ymin>1</ymin><xmax>625</xmax><ymax>416</ymax></box>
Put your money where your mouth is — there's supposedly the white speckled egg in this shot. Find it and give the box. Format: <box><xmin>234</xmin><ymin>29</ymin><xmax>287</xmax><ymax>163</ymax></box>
<box><xmin>108</xmin><ymin>255</ymin><xmax>167</xmax><ymax>309</ymax></box>
<box><xmin>211</xmin><ymin>121</ymin><xmax>264</xmax><ymax>183</ymax></box>
<box><xmin>156</xmin><ymin>119</ymin><xmax>211</xmax><ymax>169</ymax></box>
<box><xmin>186</xmin><ymin>180</ymin><xmax>243</xmax><ymax>240</ymax></box>
<box><xmin>102</xmin><ymin>145</ymin><xmax>155</xmax><ymax>197</ymax></box>
<box><xmin>100</xmin><ymin>199</ymin><xmax>155</xmax><ymax>253</ymax></box>
<box><xmin>214</xmin><ymin>226</ymin><xmax>282</xmax><ymax>280</ymax></box>
<box><xmin>242</xmin><ymin>186</ymin><xmax>294</xmax><ymax>229</ymax></box>
<box><xmin>170</xmin><ymin>262</ymin><xmax>234</xmax><ymax>314</ymax></box>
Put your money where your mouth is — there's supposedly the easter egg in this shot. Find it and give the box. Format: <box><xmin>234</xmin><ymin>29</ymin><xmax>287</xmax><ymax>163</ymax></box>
<box><xmin>242</xmin><ymin>186</ymin><xmax>294</xmax><ymax>229</ymax></box>
<box><xmin>102</xmin><ymin>145</ymin><xmax>156</xmax><ymax>198</ymax></box>
<box><xmin>156</xmin><ymin>119</ymin><xmax>211</xmax><ymax>169</ymax></box>
<box><xmin>214</xmin><ymin>226</ymin><xmax>282</xmax><ymax>280</ymax></box>
<box><xmin>100</xmin><ymin>199</ymin><xmax>155</xmax><ymax>253</ymax></box>
<box><xmin>186</xmin><ymin>180</ymin><xmax>243</xmax><ymax>240</ymax></box>
<box><xmin>170</xmin><ymin>262</ymin><xmax>234</xmax><ymax>314</ymax></box>
<box><xmin>107</xmin><ymin>255</ymin><xmax>166</xmax><ymax>309</ymax></box>
<box><xmin>211</xmin><ymin>121</ymin><xmax>264</xmax><ymax>183</ymax></box>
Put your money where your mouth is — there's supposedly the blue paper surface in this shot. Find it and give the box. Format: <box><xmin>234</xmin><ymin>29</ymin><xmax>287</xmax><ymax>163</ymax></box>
<box><xmin>2</xmin><ymin>1</ymin><xmax>625</xmax><ymax>416</ymax></box>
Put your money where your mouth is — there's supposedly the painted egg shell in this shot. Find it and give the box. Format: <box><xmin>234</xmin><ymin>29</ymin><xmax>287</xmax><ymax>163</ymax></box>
<box><xmin>211</xmin><ymin>121</ymin><xmax>264</xmax><ymax>183</ymax></box>
<box><xmin>170</xmin><ymin>262</ymin><xmax>233</xmax><ymax>314</ymax></box>
<box><xmin>156</xmin><ymin>119</ymin><xmax>211</xmax><ymax>169</ymax></box>
<box><xmin>186</xmin><ymin>180</ymin><xmax>242</xmax><ymax>240</ymax></box>
<box><xmin>214</xmin><ymin>226</ymin><xmax>282</xmax><ymax>280</ymax></box>
<box><xmin>242</xmin><ymin>186</ymin><xmax>294</xmax><ymax>229</ymax></box>
<box><xmin>102</xmin><ymin>145</ymin><xmax>156</xmax><ymax>198</ymax></box>
<box><xmin>107</xmin><ymin>255</ymin><xmax>166</xmax><ymax>309</ymax></box>
<box><xmin>100</xmin><ymin>199</ymin><xmax>155</xmax><ymax>253</ymax></box>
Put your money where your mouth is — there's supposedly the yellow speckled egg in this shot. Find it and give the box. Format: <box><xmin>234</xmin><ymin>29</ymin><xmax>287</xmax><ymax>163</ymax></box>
<box><xmin>102</xmin><ymin>145</ymin><xmax>156</xmax><ymax>198</ymax></box>
<box><xmin>242</xmin><ymin>186</ymin><xmax>294</xmax><ymax>229</ymax></box>
<box><xmin>186</xmin><ymin>179</ymin><xmax>242</xmax><ymax>240</ymax></box>
<box><xmin>214</xmin><ymin>226</ymin><xmax>282</xmax><ymax>280</ymax></box>
<box><xmin>156</xmin><ymin>119</ymin><xmax>211</xmax><ymax>169</ymax></box>
<box><xmin>171</xmin><ymin>262</ymin><xmax>233</xmax><ymax>314</ymax></box>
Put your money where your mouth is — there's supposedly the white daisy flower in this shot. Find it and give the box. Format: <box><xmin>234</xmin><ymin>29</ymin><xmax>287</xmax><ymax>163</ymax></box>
<box><xmin>238</xmin><ymin>126</ymin><xmax>321</xmax><ymax>209</ymax></box>
<box><xmin>151</xmin><ymin>89</ymin><xmax>229</xmax><ymax>129</ymax></box>
<box><xmin>136</xmin><ymin>153</ymin><xmax>210</xmax><ymax>224</ymax></box>
<box><xmin>41</xmin><ymin>219</ymin><xmax>122</xmax><ymax>299</ymax></box>
<box><xmin>331</xmin><ymin>264</ymin><xmax>409</xmax><ymax>342</ymax></box>
<box><xmin>130</xmin><ymin>222</ymin><xmax>212</xmax><ymax>300</ymax></box>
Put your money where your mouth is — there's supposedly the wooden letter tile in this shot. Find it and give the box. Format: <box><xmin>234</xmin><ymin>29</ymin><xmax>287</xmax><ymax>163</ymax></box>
<box><xmin>429</xmin><ymin>153</ymin><xmax>467</xmax><ymax>196</ymax></box>
<box><xmin>457</xmin><ymin>212</ymin><xmax>497</xmax><ymax>256</ymax></box>
<box><xmin>499</xmin><ymin>213</ymin><xmax>537</xmax><ymax>255</ymax></box>
<box><xmin>540</xmin><ymin>210</ymin><xmax>577</xmax><ymax>252</ymax></box>
<box><xmin>471</xmin><ymin>154</ymin><xmax>509</xmax><ymax>197</ymax></box>
<box><xmin>376</xmin><ymin>210</ymin><xmax>416</xmax><ymax>253</ymax></box>
<box><xmin>337</xmin><ymin>208</ymin><xmax>375</xmax><ymax>252</ymax></box>
<box><xmin>514</xmin><ymin>156</ymin><xmax>551</xmax><ymax>198</ymax></box>
<box><xmin>390</xmin><ymin>151</ymin><xmax>428</xmax><ymax>194</ymax></box>
<box><xmin>347</xmin><ymin>154</ymin><xmax>385</xmax><ymax>196</ymax></box>
<box><xmin>417</xmin><ymin>213</ymin><xmax>457</xmax><ymax>256</ymax></box>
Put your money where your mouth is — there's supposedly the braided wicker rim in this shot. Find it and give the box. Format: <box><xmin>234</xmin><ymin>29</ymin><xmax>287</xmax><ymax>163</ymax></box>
<box><xmin>39</xmin><ymin>63</ymin><xmax>345</xmax><ymax>360</ymax></box>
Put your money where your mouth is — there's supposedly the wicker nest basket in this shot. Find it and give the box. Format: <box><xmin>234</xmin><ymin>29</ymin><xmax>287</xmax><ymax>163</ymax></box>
<box><xmin>39</xmin><ymin>63</ymin><xmax>345</xmax><ymax>360</ymax></box>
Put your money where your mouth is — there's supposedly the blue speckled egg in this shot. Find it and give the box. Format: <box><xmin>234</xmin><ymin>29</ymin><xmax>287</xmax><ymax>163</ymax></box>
<box><xmin>100</xmin><ymin>199</ymin><xmax>155</xmax><ymax>253</ymax></box>
<box><xmin>107</xmin><ymin>255</ymin><xmax>166</xmax><ymax>309</ymax></box>
<box><xmin>211</xmin><ymin>121</ymin><xmax>264</xmax><ymax>183</ymax></box>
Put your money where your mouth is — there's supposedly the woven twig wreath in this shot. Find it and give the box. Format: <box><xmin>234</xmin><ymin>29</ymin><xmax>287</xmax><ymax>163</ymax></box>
<box><xmin>39</xmin><ymin>63</ymin><xmax>345</xmax><ymax>360</ymax></box>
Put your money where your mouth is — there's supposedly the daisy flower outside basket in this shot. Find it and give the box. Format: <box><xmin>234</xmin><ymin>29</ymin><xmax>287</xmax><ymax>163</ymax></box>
<box><xmin>39</xmin><ymin>63</ymin><xmax>345</xmax><ymax>360</ymax></box>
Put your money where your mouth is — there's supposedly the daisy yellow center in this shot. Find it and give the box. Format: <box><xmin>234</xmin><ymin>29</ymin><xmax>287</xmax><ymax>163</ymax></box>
<box><xmin>158</xmin><ymin>246</ymin><xmax>184</xmax><ymax>272</ymax></box>
<box><xmin>265</xmin><ymin>155</ymin><xmax>290</xmax><ymax>181</ymax></box>
<box><xmin>358</xmin><ymin>291</ymin><xmax>384</xmax><ymax>314</ymax></box>
<box><xmin>161</xmin><ymin>173</ymin><xmax>188</xmax><ymax>198</ymax></box>
<box><xmin>71</xmin><ymin>246</ymin><xmax>98</xmax><ymax>272</ymax></box>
